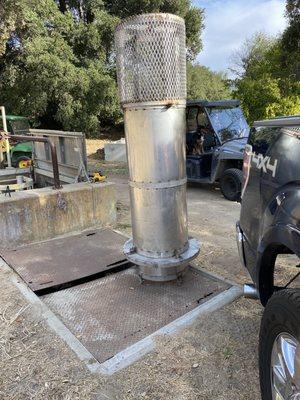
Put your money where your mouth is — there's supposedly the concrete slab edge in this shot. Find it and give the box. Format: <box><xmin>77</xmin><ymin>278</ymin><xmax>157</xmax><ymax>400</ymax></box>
<box><xmin>2</xmin><ymin>257</ymin><xmax>242</xmax><ymax>376</ymax></box>
<box><xmin>98</xmin><ymin>285</ymin><xmax>242</xmax><ymax>375</ymax></box>
<box><xmin>0</xmin><ymin>259</ymin><xmax>101</xmax><ymax>374</ymax></box>
<box><xmin>191</xmin><ymin>264</ymin><xmax>239</xmax><ymax>287</ymax></box>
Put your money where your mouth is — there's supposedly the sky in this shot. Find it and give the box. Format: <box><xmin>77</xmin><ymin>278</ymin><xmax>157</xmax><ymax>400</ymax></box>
<box><xmin>192</xmin><ymin>0</ymin><xmax>288</xmax><ymax>75</ymax></box>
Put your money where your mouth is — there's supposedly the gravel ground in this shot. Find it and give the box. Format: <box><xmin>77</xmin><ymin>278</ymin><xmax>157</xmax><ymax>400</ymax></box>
<box><xmin>0</xmin><ymin>161</ymin><xmax>279</xmax><ymax>400</ymax></box>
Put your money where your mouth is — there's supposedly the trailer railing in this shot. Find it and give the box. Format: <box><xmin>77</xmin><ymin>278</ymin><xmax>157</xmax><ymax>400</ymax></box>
<box><xmin>5</xmin><ymin>134</ymin><xmax>62</xmax><ymax>189</ymax></box>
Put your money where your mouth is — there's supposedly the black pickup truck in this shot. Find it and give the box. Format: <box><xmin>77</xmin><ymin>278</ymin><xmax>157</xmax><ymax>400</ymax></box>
<box><xmin>236</xmin><ymin>116</ymin><xmax>300</xmax><ymax>400</ymax></box>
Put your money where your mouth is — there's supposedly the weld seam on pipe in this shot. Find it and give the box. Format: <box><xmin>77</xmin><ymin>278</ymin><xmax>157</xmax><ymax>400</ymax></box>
<box><xmin>129</xmin><ymin>178</ymin><xmax>187</xmax><ymax>190</ymax></box>
<box><xmin>123</xmin><ymin>101</ymin><xmax>186</xmax><ymax>110</ymax></box>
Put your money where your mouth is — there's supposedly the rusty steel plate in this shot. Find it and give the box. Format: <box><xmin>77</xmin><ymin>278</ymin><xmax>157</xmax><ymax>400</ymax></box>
<box><xmin>42</xmin><ymin>267</ymin><xmax>230</xmax><ymax>363</ymax></box>
<box><xmin>1</xmin><ymin>229</ymin><xmax>128</xmax><ymax>292</ymax></box>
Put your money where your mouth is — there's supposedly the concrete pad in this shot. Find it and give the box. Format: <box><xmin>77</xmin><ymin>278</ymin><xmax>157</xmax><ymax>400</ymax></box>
<box><xmin>2</xmin><ymin>257</ymin><xmax>242</xmax><ymax>376</ymax></box>
<box><xmin>42</xmin><ymin>266</ymin><xmax>230</xmax><ymax>364</ymax></box>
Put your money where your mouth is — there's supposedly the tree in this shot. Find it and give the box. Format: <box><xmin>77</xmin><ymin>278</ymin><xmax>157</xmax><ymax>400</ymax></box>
<box><xmin>0</xmin><ymin>0</ymin><xmax>204</xmax><ymax>135</ymax></box>
<box><xmin>229</xmin><ymin>33</ymin><xmax>277</xmax><ymax>78</ymax></box>
<box><xmin>280</xmin><ymin>0</ymin><xmax>300</xmax><ymax>80</ymax></box>
<box><xmin>232</xmin><ymin>26</ymin><xmax>300</xmax><ymax>123</ymax></box>
<box><xmin>282</xmin><ymin>0</ymin><xmax>300</xmax><ymax>54</ymax></box>
<box><xmin>103</xmin><ymin>0</ymin><xmax>204</xmax><ymax>59</ymax></box>
<box><xmin>0</xmin><ymin>0</ymin><xmax>120</xmax><ymax>135</ymax></box>
<box><xmin>187</xmin><ymin>63</ymin><xmax>231</xmax><ymax>100</ymax></box>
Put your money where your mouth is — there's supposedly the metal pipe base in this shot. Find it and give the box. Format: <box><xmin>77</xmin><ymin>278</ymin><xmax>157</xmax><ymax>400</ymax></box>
<box><xmin>124</xmin><ymin>237</ymin><xmax>200</xmax><ymax>282</ymax></box>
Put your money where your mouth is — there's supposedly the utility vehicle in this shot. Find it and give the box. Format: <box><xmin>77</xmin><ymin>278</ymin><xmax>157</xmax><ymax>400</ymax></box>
<box><xmin>0</xmin><ymin>115</ymin><xmax>32</xmax><ymax>168</ymax></box>
<box><xmin>236</xmin><ymin>115</ymin><xmax>300</xmax><ymax>399</ymax></box>
<box><xmin>186</xmin><ymin>100</ymin><xmax>250</xmax><ymax>201</ymax></box>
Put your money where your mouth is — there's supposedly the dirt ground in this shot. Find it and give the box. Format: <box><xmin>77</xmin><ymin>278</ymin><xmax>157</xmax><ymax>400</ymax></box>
<box><xmin>85</xmin><ymin>139</ymin><xmax>110</xmax><ymax>156</ymax></box>
<box><xmin>0</xmin><ymin>266</ymin><xmax>261</xmax><ymax>400</ymax></box>
<box><xmin>2</xmin><ymin>149</ymin><xmax>298</xmax><ymax>399</ymax></box>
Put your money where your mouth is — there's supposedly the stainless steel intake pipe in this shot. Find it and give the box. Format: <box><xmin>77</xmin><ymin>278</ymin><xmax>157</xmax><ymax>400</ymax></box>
<box><xmin>115</xmin><ymin>13</ymin><xmax>200</xmax><ymax>281</ymax></box>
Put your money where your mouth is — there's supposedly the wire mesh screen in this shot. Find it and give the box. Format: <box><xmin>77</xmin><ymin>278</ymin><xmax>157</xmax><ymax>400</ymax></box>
<box><xmin>115</xmin><ymin>13</ymin><xmax>186</xmax><ymax>105</ymax></box>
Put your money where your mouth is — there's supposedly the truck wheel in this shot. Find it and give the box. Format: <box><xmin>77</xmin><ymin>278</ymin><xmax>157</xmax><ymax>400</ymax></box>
<box><xmin>259</xmin><ymin>289</ymin><xmax>300</xmax><ymax>400</ymax></box>
<box><xmin>220</xmin><ymin>168</ymin><xmax>242</xmax><ymax>201</ymax></box>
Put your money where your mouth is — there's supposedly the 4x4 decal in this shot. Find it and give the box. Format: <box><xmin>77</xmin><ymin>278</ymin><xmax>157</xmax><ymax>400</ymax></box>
<box><xmin>251</xmin><ymin>152</ymin><xmax>278</xmax><ymax>178</ymax></box>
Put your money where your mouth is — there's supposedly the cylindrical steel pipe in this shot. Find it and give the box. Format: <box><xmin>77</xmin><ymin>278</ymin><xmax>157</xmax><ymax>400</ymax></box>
<box><xmin>115</xmin><ymin>13</ymin><xmax>200</xmax><ymax>281</ymax></box>
<box><xmin>125</xmin><ymin>103</ymin><xmax>188</xmax><ymax>258</ymax></box>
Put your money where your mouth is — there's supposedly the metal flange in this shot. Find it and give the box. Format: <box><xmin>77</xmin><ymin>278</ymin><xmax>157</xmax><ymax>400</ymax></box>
<box><xmin>124</xmin><ymin>237</ymin><xmax>200</xmax><ymax>282</ymax></box>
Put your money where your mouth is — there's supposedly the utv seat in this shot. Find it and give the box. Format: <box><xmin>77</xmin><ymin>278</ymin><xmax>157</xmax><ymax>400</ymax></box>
<box><xmin>203</xmin><ymin>132</ymin><xmax>216</xmax><ymax>151</ymax></box>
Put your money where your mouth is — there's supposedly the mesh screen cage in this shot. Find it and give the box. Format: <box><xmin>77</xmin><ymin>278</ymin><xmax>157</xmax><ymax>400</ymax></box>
<box><xmin>115</xmin><ymin>13</ymin><xmax>187</xmax><ymax>105</ymax></box>
<box><xmin>115</xmin><ymin>13</ymin><xmax>200</xmax><ymax>282</ymax></box>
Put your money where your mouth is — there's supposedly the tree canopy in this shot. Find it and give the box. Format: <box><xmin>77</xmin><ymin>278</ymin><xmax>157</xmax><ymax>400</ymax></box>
<box><xmin>3</xmin><ymin>0</ymin><xmax>297</xmax><ymax>133</ymax></box>
<box><xmin>187</xmin><ymin>63</ymin><xmax>231</xmax><ymax>101</ymax></box>
<box><xmin>0</xmin><ymin>0</ymin><xmax>204</xmax><ymax>135</ymax></box>
<box><xmin>232</xmin><ymin>1</ymin><xmax>300</xmax><ymax>123</ymax></box>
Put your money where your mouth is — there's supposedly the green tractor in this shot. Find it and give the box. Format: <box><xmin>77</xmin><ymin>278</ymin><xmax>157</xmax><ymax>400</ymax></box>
<box><xmin>0</xmin><ymin>115</ymin><xmax>33</xmax><ymax>168</ymax></box>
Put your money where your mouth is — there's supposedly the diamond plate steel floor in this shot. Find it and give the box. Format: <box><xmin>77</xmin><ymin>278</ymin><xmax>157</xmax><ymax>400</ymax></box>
<box><xmin>42</xmin><ymin>267</ymin><xmax>230</xmax><ymax>363</ymax></box>
<box><xmin>1</xmin><ymin>229</ymin><xmax>128</xmax><ymax>292</ymax></box>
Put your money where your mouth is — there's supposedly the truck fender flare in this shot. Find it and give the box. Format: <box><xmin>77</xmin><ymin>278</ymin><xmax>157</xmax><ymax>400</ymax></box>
<box><xmin>256</xmin><ymin>223</ymin><xmax>300</xmax><ymax>305</ymax></box>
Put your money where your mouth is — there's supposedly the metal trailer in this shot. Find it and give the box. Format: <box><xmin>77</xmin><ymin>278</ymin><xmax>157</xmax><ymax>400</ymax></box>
<box><xmin>30</xmin><ymin>129</ymin><xmax>88</xmax><ymax>186</ymax></box>
<box><xmin>0</xmin><ymin>175</ymin><xmax>33</xmax><ymax>193</ymax></box>
<box><xmin>8</xmin><ymin>133</ymin><xmax>62</xmax><ymax>189</ymax></box>
<box><xmin>115</xmin><ymin>13</ymin><xmax>200</xmax><ymax>281</ymax></box>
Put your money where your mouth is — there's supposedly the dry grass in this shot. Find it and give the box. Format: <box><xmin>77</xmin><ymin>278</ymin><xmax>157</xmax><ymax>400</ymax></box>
<box><xmin>0</xmin><ymin>264</ymin><xmax>262</xmax><ymax>400</ymax></box>
<box><xmin>114</xmin><ymin>297</ymin><xmax>262</xmax><ymax>400</ymax></box>
<box><xmin>85</xmin><ymin>139</ymin><xmax>110</xmax><ymax>156</ymax></box>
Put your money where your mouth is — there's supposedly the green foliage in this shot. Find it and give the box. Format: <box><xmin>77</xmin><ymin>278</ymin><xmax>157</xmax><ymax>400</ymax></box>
<box><xmin>280</xmin><ymin>0</ymin><xmax>300</xmax><ymax>81</ymax></box>
<box><xmin>0</xmin><ymin>0</ymin><xmax>16</xmax><ymax>56</ymax></box>
<box><xmin>104</xmin><ymin>0</ymin><xmax>204</xmax><ymax>59</ymax></box>
<box><xmin>282</xmin><ymin>0</ymin><xmax>300</xmax><ymax>53</ymax></box>
<box><xmin>233</xmin><ymin>20</ymin><xmax>300</xmax><ymax>124</ymax></box>
<box><xmin>230</xmin><ymin>33</ymin><xmax>277</xmax><ymax>78</ymax></box>
<box><xmin>187</xmin><ymin>63</ymin><xmax>231</xmax><ymax>101</ymax></box>
<box><xmin>0</xmin><ymin>0</ymin><xmax>121</xmax><ymax>136</ymax></box>
<box><xmin>0</xmin><ymin>0</ymin><xmax>204</xmax><ymax>136</ymax></box>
